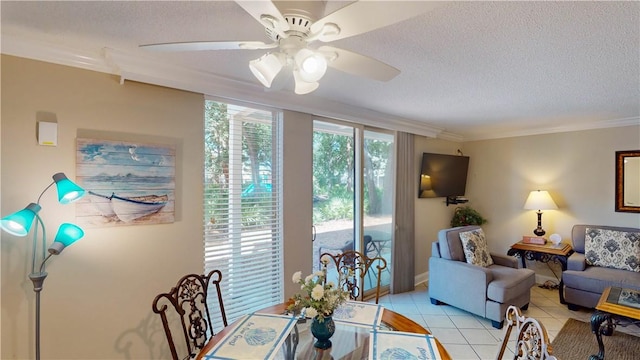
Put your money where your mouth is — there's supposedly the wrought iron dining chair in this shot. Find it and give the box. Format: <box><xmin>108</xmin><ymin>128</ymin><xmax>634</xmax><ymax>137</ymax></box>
<box><xmin>320</xmin><ymin>249</ymin><xmax>387</xmax><ymax>303</ymax></box>
<box><xmin>495</xmin><ymin>305</ymin><xmax>557</xmax><ymax>360</ymax></box>
<box><xmin>152</xmin><ymin>270</ymin><xmax>228</xmax><ymax>360</ymax></box>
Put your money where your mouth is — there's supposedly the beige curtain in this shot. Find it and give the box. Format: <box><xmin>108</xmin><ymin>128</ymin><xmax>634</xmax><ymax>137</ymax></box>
<box><xmin>391</xmin><ymin>131</ymin><xmax>415</xmax><ymax>294</ymax></box>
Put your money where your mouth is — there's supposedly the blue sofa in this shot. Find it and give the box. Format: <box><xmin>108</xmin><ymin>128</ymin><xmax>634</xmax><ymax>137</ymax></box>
<box><xmin>562</xmin><ymin>224</ymin><xmax>640</xmax><ymax>310</ymax></box>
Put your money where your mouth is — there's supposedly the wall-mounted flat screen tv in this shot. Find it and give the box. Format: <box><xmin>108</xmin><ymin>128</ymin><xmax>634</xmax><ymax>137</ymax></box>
<box><xmin>419</xmin><ymin>152</ymin><xmax>469</xmax><ymax>198</ymax></box>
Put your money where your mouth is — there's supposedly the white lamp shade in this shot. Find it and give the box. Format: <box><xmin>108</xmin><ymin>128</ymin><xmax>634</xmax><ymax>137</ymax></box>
<box><xmin>523</xmin><ymin>190</ymin><xmax>558</xmax><ymax>211</ymax></box>
<box><xmin>293</xmin><ymin>70</ymin><xmax>319</xmax><ymax>95</ymax></box>
<box><xmin>295</xmin><ymin>48</ymin><xmax>327</xmax><ymax>83</ymax></box>
<box><xmin>249</xmin><ymin>53</ymin><xmax>283</xmax><ymax>88</ymax></box>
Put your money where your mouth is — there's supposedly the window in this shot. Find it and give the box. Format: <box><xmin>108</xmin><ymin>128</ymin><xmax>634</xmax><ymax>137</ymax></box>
<box><xmin>203</xmin><ymin>100</ymin><xmax>283</xmax><ymax>326</ymax></box>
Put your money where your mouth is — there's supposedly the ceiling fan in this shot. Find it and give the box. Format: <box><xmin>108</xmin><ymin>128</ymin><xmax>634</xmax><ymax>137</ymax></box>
<box><xmin>140</xmin><ymin>0</ymin><xmax>439</xmax><ymax>94</ymax></box>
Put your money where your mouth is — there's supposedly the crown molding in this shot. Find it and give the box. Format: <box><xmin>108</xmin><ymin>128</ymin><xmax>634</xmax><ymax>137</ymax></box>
<box><xmin>1</xmin><ymin>32</ymin><xmax>444</xmax><ymax>139</ymax></box>
<box><xmin>434</xmin><ymin>131</ymin><xmax>465</xmax><ymax>143</ymax></box>
<box><xmin>465</xmin><ymin>116</ymin><xmax>640</xmax><ymax>141</ymax></box>
<box><xmin>1</xmin><ymin>32</ymin><xmax>113</xmax><ymax>74</ymax></box>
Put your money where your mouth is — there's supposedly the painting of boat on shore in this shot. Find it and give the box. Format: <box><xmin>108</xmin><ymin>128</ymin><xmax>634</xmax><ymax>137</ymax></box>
<box><xmin>76</xmin><ymin>137</ymin><xmax>175</xmax><ymax>227</ymax></box>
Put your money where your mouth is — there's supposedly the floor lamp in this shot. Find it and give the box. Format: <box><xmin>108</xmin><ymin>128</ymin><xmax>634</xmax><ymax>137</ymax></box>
<box><xmin>0</xmin><ymin>172</ymin><xmax>86</xmax><ymax>360</ymax></box>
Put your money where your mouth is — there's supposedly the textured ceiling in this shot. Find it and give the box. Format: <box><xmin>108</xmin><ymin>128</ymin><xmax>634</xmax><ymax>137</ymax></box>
<box><xmin>1</xmin><ymin>1</ymin><xmax>639</xmax><ymax>140</ymax></box>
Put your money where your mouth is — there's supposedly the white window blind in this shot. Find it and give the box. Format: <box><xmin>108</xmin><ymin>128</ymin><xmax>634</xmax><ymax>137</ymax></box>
<box><xmin>203</xmin><ymin>100</ymin><xmax>283</xmax><ymax>327</ymax></box>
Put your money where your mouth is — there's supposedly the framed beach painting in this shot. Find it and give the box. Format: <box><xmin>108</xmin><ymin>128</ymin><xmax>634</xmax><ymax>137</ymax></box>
<box><xmin>75</xmin><ymin>137</ymin><xmax>175</xmax><ymax>227</ymax></box>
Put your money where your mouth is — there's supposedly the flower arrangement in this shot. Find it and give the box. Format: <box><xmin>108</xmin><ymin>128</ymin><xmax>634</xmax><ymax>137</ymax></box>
<box><xmin>287</xmin><ymin>255</ymin><xmax>349</xmax><ymax>322</ymax></box>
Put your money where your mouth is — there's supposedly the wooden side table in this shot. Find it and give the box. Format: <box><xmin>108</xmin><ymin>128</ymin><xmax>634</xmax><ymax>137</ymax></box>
<box><xmin>507</xmin><ymin>240</ymin><xmax>573</xmax><ymax>304</ymax></box>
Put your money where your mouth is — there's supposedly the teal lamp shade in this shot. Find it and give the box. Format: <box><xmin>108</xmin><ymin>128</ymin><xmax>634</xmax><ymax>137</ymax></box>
<box><xmin>48</xmin><ymin>223</ymin><xmax>85</xmax><ymax>255</ymax></box>
<box><xmin>53</xmin><ymin>173</ymin><xmax>85</xmax><ymax>204</ymax></box>
<box><xmin>0</xmin><ymin>203</ymin><xmax>41</xmax><ymax>236</ymax></box>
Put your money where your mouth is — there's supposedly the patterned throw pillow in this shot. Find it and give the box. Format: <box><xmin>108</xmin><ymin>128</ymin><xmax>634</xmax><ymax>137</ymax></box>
<box><xmin>459</xmin><ymin>228</ymin><xmax>494</xmax><ymax>267</ymax></box>
<box><xmin>584</xmin><ymin>228</ymin><xmax>640</xmax><ymax>272</ymax></box>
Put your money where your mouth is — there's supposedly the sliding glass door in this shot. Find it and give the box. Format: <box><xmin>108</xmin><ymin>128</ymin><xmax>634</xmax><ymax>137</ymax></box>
<box><xmin>312</xmin><ymin>120</ymin><xmax>394</xmax><ymax>297</ymax></box>
<box><xmin>362</xmin><ymin>130</ymin><xmax>394</xmax><ymax>292</ymax></box>
<box><xmin>312</xmin><ymin>121</ymin><xmax>356</xmax><ymax>266</ymax></box>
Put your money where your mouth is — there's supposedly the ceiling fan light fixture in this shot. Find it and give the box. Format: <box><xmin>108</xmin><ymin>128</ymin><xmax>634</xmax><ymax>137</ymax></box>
<box><xmin>249</xmin><ymin>53</ymin><xmax>284</xmax><ymax>88</ymax></box>
<box><xmin>293</xmin><ymin>70</ymin><xmax>319</xmax><ymax>95</ymax></box>
<box><xmin>295</xmin><ymin>48</ymin><xmax>327</xmax><ymax>83</ymax></box>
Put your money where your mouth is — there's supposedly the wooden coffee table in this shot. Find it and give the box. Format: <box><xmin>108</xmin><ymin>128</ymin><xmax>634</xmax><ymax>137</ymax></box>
<box><xmin>589</xmin><ymin>286</ymin><xmax>640</xmax><ymax>360</ymax></box>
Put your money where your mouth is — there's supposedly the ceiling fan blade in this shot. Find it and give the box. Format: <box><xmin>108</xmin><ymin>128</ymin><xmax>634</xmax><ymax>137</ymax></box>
<box><xmin>140</xmin><ymin>41</ymin><xmax>278</xmax><ymax>52</ymax></box>
<box><xmin>310</xmin><ymin>1</ymin><xmax>441</xmax><ymax>42</ymax></box>
<box><xmin>320</xmin><ymin>46</ymin><xmax>400</xmax><ymax>82</ymax></box>
<box><xmin>235</xmin><ymin>0</ymin><xmax>290</xmax><ymax>38</ymax></box>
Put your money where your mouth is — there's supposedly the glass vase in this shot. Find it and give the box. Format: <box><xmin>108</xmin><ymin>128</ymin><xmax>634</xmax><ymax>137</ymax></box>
<box><xmin>310</xmin><ymin>314</ymin><xmax>335</xmax><ymax>349</ymax></box>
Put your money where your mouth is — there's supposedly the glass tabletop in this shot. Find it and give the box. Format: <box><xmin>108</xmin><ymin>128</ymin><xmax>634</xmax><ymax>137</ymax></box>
<box><xmin>276</xmin><ymin>318</ymin><xmax>394</xmax><ymax>360</ymax></box>
<box><xmin>197</xmin><ymin>303</ymin><xmax>451</xmax><ymax>360</ymax></box>
<box><xmin>596</xmin><ymin>286</ymin><xmax>640</xmax><ymax>320</ymax></box>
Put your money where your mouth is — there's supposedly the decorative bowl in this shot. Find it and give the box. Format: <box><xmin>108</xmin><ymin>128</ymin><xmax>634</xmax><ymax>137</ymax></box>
<box><xmin>549</xmin><ymin>233</ymin><xmax>562</xmax><ymax>246</ymax></box>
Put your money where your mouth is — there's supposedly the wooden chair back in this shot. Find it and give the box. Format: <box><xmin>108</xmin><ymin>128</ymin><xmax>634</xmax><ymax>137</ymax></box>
<box><xmin>496</xmin><ymin>305</ymin><xmax>557</xmax><ymax>360</ymax></box>
<box><xmin>152</xmin><ymin>270</ymin><xmax>228</xmax><ymax>360</ymax></box>
<box><xmin>320</xmin><ymin>249</ymin><xmax>387</xmax><ymax>303</ymax></box>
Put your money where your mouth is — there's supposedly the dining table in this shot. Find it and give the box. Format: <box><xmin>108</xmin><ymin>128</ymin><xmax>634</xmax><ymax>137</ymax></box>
<box><xmin>196</xmin><ymin>302</ymin><xmax>452</xmax><ymax>360</ymax></box>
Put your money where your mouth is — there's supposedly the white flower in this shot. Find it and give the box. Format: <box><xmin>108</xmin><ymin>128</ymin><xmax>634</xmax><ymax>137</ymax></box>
<box><xmin>292</xmin><ymin>271</ymin><xmax>302</xmax><ymax>283</ymax></box>
<box><xmin>287</xmin><ymin>269</ymin><xmax>349</xmax><ymax>322</ymax></box>
<box><xmin>326</xmin><ymin>292</ymin><xmax>337</xmax><ymax>303</ymax></box>
<box><xmin>305</xmin><ymin>307</ymin><xmax>318</xmax><ymax>318</ymax></box>
<box><xmin>311</xmin><ymin>284</ymin><xmax>325</xmax><ymax>300</ymax></box>
<box><xmin>320</xmin><ymin>254</ymin><xmax>331</xmax><ymax>264</ymax></box>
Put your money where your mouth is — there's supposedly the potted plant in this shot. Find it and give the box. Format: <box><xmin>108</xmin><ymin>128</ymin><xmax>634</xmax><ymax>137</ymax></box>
<box><xmin>450</xmin><ymin>206</ymin><xmax>488</xmax><ymax>227</ymax></box>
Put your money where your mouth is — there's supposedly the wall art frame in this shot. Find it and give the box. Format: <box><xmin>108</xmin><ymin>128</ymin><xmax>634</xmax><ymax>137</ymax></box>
<box><xmin>75</xmin><ymin>137</ymin><xmax>176</xmax><ymax>227</ymax></box>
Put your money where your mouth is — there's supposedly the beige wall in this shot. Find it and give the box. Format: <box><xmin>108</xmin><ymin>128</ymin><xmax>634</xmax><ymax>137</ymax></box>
<box><xmin>1</xmin><ymin>55</ymin><xmax>206</xmax><ymax>359</ymax></box>
<box><xmin>463</xmin><ymin>128</ymin><xmax>640</xmax><ymax>251</ymax></box>
<box><xmin>282</xmin><ymin>110</ymin><xmax>314</xmax><ymax>297</ymax></box>
<box><xmin>1</xmin><ymin>55</ymin><xmax>318</xmax><ymax>360</ymax></box>
<box><xmin>462</xmin><ymin>128</ymin><xmax>640</xmax><ymax>279</ymax></box>
<box><xmin>413</xmin><ymin>126</ymin><xmax>640</xmax><ymax>282</ymax></box>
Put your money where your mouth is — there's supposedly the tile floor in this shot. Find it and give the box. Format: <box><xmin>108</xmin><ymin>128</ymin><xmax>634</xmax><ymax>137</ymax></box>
<box><xmin>376</xmin><ymin>283</ymin><xmax>640</xmax><ymax>360</ymax></box>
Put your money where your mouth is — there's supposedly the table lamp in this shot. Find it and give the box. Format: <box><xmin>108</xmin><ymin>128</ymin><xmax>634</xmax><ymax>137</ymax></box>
<box><xmin>523</xmin><ymin>190</ymin><xmax>557</xmax><ymax>236</ymax></box>
<box><xmin>0</xmin><ymin>172</ymin><xmax>85</xmax><ymax>360</ymax></box>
